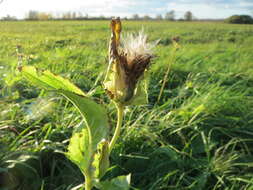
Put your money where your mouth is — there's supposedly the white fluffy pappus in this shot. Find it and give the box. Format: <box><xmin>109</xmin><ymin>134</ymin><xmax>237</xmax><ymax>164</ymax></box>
<box><xmin>121</xmin><ymin>29</ymin><xmax>159</xmax><ymax>61</ymax></box>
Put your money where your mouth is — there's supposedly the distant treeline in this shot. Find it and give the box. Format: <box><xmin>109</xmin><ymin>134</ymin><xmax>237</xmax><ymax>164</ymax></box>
<box><xmin>225</xmin><ymin>15</ymin><xmax>253</xmax><ymax>24</ymax></box>
<box><xmin>0</xmin><ymin>10</ymin><xmax>195</xmax><ymax>21</ymax></box>
<box><xmin>1</xmin><ymin>11</ymin><xmax>252</xmax><ymax>24</ymax></box>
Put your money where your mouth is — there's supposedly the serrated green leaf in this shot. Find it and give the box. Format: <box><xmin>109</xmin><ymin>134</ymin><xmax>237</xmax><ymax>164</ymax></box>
<box><xmin>20</xmin><ymin>66</ymin><xmax>85</xmax><ymax>96</ymax></box>
<box><xmin>66</xmin><ymin>128</ymin><xmax>90</xmax><ymax>173</ymax></box>
<box><xmin>92</xmin><ymin>140</ymin><xmax>110</xmax><ymax>179</ymax></box>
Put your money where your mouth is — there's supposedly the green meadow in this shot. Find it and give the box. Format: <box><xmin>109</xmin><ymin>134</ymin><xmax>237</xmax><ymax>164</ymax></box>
<box><xmin>1</xmin><ymin>20</ymin><xmax>253</xmax><ymax>190</ymax></box>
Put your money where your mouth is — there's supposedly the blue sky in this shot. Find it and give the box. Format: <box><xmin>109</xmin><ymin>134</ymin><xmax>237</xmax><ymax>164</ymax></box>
<box><xmin>0</xmin><ymin>0</ymin><xmax>252</xmax><ymax>19</ymax></box>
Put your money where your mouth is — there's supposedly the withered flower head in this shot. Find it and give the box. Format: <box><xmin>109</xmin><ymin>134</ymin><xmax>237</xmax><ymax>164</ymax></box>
<box><xmin>104</xmin><ymin>18</ymin><xmax>157</xmax><ymax>106</ymax></box>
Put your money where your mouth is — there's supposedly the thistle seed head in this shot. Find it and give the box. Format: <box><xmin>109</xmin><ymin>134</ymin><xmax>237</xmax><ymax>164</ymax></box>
<box><xmin>105</xmin><ymin>18</ymin><xmax>156</xmax><ymax>105</ymax></box>
<box><xmin>121</xmin><ymin>29</ymin><xmax>157</xmax><ymax>65</ymax></box>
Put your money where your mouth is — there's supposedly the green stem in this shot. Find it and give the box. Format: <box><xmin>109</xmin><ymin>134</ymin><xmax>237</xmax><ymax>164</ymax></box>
<box><xmin>109</xmin><ymin>103</ymin><xmax>124</xmax><ymax>153</ymax></box>
<box><xmin>84</xmin><ymin>173</ymin><xmax>92</xmax><ymax>190</ymax></box>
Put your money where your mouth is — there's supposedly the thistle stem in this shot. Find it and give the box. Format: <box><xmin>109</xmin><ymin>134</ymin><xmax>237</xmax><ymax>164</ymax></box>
<box><xmin>84</xmin><ymin>173</ymin><xmax>92</xmax><ymax>190</ymax></box>
<box><xmin>109</xmin><ymin>103</ymin><xmax>124</xmax><ymax>153</ymax></box>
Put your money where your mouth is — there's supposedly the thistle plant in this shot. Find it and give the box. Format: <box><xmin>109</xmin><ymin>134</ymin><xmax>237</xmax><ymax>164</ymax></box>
<box><xmin>104</xmin><ymin>17</ymin><xmax>156</xmax><ymax>157</ymax></box>
<box><xmin>104</xmin><ymin>18</ymin><xmax>156</xmax><ymax>106</ymax></box>
<box><xmin>18</xmin><ymin>18</ymin><xmax>156</xmax><ymax>190</ymax></box>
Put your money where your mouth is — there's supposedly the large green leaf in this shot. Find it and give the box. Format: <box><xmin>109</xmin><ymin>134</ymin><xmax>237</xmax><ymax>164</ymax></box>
<box><xmin>20</xmin><ymin>66</ymin><xmax>109</xmax><ymax>174</ymax></box>
<box><xmin>60</xmin><ymin>90</ymin><xmax>109</xmax><ymax>152</ymax></box>
<box><xmin>20</xmin><ymin>65</ymin><xmax>85</xmax><ymax>96</ymax></box>
<box><xmin>20</xmin><ymin>65</ymin><xmax>109</xmax><ymax>150</ymax></box>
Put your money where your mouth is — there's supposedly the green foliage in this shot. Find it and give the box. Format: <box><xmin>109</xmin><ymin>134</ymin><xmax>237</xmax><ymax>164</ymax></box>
<box><xmin>66</xmin><ymin>128</ymin><xmax>90</xmax><ymax>174</ymax></box>
<box><xmin>19</xmin><ymin>65</ymin><xmax>110</xmax><ymax>188</ymax></box>
<box><xmin>20</xmin><ymin>66</ymin><xmax>85</xmax><ymax>96</ymax></box>
<box><xmin>96</xmin><ymin>174</ymin><xmax>131</xmax><ymax>190</ymax></box>
<box><xmin>184</xmin><ymin>11</ymin><xmax>193</xmax><ymax>21</ymax></box>
<box><xmin>92</xmin><ymin>140</ymin><xmax>110</xmax><ymax>179</ymax></box>
<box><xmin>20</xmin><ymin>65</ymin><xmax>109</xmax><ymax>150</ymax></box>
<box><xmin>0</xmin><ymin>153</ymin><xmax>41</xmax><ymax>190</ymax></box>
<box><xmin>225</xmin><ymin>15</ymin><xmax>253</xmax><ymax>24</ymax></box>
<box><xmin>59</xmin><ymin>90</ymin><xmax>109</xmax><ymax>152</ymax></box>
<box><xmin>1</xmin><ymin>20</ymin><xmax>253</xmax><ymax>190</ymax></box>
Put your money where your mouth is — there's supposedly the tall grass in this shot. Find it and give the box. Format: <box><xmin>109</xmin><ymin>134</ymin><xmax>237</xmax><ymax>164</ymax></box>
<box><xmin>1</xmin><ymin>20</ymin><xmax>253</xmax><ymax>189</ymax></box>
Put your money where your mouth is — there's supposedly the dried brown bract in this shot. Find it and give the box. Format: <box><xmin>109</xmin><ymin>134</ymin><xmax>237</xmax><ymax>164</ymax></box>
<box><xmin>104</xmin><ymin>18</ymin><xmax>157</xmax><ymax>105</ymax></box>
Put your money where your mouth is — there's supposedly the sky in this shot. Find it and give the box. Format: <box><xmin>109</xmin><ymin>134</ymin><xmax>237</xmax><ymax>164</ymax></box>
<box><xmin>0</xmin><ymin>0</ymin><xmax>252</xmax><ymax>19</ymax></box>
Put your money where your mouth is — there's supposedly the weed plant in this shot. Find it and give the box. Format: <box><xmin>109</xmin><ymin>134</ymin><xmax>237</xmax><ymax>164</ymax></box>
<box><xmin>0</xmin><ymin>20</ymin><xmax>253</xmax><ymax>190</ymax></box>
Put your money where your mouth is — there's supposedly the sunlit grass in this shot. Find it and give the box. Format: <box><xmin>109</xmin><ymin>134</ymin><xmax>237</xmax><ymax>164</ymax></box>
<box><xmin>1</xmin><ymin>20</ymin><xmax>253</xmax><ymax>190</ymax></box>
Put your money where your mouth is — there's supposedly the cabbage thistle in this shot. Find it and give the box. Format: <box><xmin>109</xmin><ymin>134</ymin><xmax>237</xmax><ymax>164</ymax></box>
<box><xmin>104</xmin><ymin>18</ymin><xmax>156</xmax><ymax>106</ymax></box>
<box><xmin>18</xmin><ymin>18</ymin><xmax>157</xmax><ymax>190</ymax></box>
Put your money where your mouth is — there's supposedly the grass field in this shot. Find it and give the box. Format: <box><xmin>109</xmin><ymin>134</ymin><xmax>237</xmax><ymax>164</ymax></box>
<box><xmin>1</xmin><ymin>20</ymin><xmax>253</xmax><ymax>190</ymax></box>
